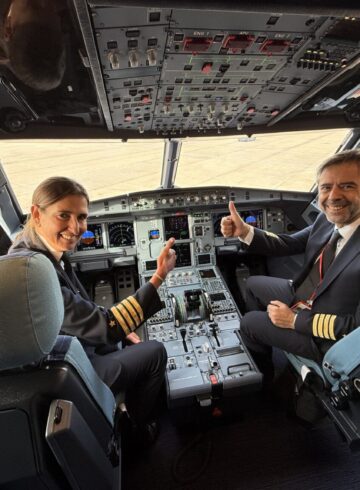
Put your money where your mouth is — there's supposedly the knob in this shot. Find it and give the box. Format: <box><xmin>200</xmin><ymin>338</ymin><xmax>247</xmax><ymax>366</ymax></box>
<box><xmin>147</xmin><ymin>48</ymin><xmax>157</xmax><ymax>66</ymax></box>
<box><xmin>108</xmin><ymin>51</ymin><xmax>120</xmax><ymax>70</ymax></box>
<box><xmin>128</xmin><ymin>50</ymin><xmax>139</xmax><ymax>68</ymax></box>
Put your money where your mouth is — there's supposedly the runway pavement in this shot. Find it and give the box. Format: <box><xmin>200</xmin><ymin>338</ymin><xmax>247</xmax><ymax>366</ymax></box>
<box><xmin>0</xmin><ymin>128</ymin><xmax>349</xmax><ymax>212</ymax></box>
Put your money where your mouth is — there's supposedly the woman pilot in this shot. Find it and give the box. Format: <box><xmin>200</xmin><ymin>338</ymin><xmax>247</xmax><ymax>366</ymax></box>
<box><xmin>8</xmin><ymin>176</ymin><xmax>176</xmax><ymax>442</ymax></box>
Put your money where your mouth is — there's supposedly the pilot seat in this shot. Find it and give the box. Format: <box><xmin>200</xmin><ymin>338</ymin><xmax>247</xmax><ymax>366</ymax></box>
<box><xmin>285</xmin><ymin>328</ymin><xmax>360</xmax><ymax>450</ymax></box>
<box><xmin>0</xmin><ymin>251</ymin><xmax>121</xmax><ymax>489</ymax></box>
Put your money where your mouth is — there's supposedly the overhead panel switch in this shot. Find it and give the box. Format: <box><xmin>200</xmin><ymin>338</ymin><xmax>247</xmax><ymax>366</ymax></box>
<box><xmin>201</xmin><ymin>62</ymin><xmax>213</xmax><ymax>74</ymax></box>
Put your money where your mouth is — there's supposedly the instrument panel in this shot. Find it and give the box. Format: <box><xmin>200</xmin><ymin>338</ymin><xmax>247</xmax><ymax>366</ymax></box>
<box><xmin>212</xmin><ymin>209</ymin><xmax>264</xmax><ymax>237</ymax></box>
<box><xmin>108</xmin><ymin>221</ymin><xmax>135</xmax><ymax>247</ymax></box>
<box><xmin>70</xmin><ymin>186</ymin><xmax>316</xmax><ymax>405</ymax></box>
<box><xmin>73</xmin><ymin>185</ymin><xmax>314</xmax><ymax>263</ymax></box>
<box><xmin>77</xmin><ymin>223</ymin><xmax>104</xmax><ymax>252</ymax></box>
<box><xmin>76</xmin><ymin>209</ymin><xmax>264</xmax><ymax>255</ymax></box>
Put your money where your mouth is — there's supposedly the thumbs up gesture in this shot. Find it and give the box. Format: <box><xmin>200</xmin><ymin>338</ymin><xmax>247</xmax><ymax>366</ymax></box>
<box><xmin>220</xmin><ymin>201</ymin><xmax>250</xmax><ymax>239</ymax></box>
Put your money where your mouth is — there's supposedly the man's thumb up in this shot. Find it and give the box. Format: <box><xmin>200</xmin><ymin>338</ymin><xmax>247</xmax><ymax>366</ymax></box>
<box><xmin>229</xmin><ymin>200</ymin><xmax>239</xmax><ymax>217</ymax></box>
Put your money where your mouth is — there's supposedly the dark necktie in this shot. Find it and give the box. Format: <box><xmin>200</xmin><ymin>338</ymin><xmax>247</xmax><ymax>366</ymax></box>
<box><xmin>294</xmin><ymin>229</ymin><xmax>341</xmax><ymax>303</ymax></box>
<box><xmin>321</xmin><ymin>229</ymin><xmax>341</xmax><ymax>276</ymax></box>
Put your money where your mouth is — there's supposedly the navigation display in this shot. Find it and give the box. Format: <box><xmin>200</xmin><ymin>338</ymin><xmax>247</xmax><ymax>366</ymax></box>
<box><xmin>173</xmin><ymin>243</ymin><xmax>192</xmax><ymax>268</ymax></box>
<box><xmin>212</xmin><ymin>209</ymin><xmax>264</xmax><ymax>237</ymax></box>
<box><xmin>164</xmin><ymin>215</ymin><xmax>189</xmax><ymax>240</ymax></box>
<box><xmin>78</xmin><ymin>223</ymin><xmax>103</xmax><ymax>251</ymax></box>
<box><xmin>108</xmin><ymin>221</ymin><xmax>135</xmax><ymax>247</ymax></box>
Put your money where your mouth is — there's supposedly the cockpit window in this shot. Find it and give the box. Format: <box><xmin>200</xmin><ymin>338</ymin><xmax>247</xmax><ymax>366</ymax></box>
<box><xmin>0</xmin><ymin>139</ymin><xmax>163</xmax><ymax>212</ymax></box>
<box><xmin>176</xmin><ymin>129</ymin><xmax>349</xmax><ymax>192</ymax></box>
<box><xmin>0</xmin><ymin>128</ymin><xmax>349</xmax><ymax>212</ymax></box>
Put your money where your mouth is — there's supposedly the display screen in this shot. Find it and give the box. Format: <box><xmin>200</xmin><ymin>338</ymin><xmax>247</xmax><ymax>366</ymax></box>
<box><xmin>199</xmin><ymin>269</ymin><xmax>216</xmax><ymax>278</ymax></box>
<box><xmin>209</xmin><ymin>292</ymin><xmax>226</xmax><ymax>301</ymax></box>
<box><xmin>173</xmin><ymin>243</ymin><xmax>192</xmax><ymax>268</ymax></box>
<box><xmin>149</xmin><ymin>229</ymin><xmax>160</xmax><ymax>240</ymax></box>
<box><xmin>108</xmin><ymin>221</ymin><xmax>135</xmax><ymax>247</ymax></box>
<box><xmin>78</xmin><ymin>224</ymin><xmax>103</xmax><ymax>251</ymax></box>
<box><xmin>212</xmin><ymin>209</ymin><xmax>263</xmax><ymax>237</ymax></box>
<box><xmin>164</xmin><ymin>215</ymin><xmax>189</xmax><ymax>240</ymax></box>
<box><xmin>198</xmin><ymin>254</ymin><xmax>211</xmax><ymax>265</ymax></box>
<box><xmin>145</xmin><ymin>260</ymin><xmax>158</xmax><ymax>271</ymax></box>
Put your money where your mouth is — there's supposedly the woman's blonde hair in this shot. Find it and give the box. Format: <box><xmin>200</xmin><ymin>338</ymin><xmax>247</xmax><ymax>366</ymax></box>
<box><xmin>23</xmin><ymin>176</ymin><xmax>89</xmax><ymax>235</ymax></box>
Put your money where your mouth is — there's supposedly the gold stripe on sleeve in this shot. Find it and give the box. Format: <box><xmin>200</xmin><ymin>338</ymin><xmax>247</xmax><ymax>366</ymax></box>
<box><xmin>110</xmin><ymin>306</ymin><xmax>131</xmax><ymax>337</ymax></box>
<box><xmin>318</xmin><ymin>314</ymin><xmax>326</xmax><ymax>338</ymax></box>
<box><xmin>329</xmin><ymin>315</ymin><xmax>336</xmax><ymax>340</ymax></box>
<box><xmin>123</xmin><ymin>298</ymin><xmax>141</xmax><ymax>326</ymax></box>
<box><xmin>323</xmin><ymin>314</ymin><xmax>330</xmax><ymax>339</ymax></box>
<box><xmin>116</xmin><ymin>303</ymin><xmax>135</xmax><ymax>331</ymax></box>
<box><xmin>127</xmin><ymin>296</ymin><xmax>144</xmax><ymax>322</ymax></box>
<box><xmin>265</xmin><ymin>231</ymin><xmax>279</xmax><ymax>239</ymax></box>
<box><xmin>312</xmin><ymin>314</ymin><xmax>320</xmax><ymax>337</ymax></box>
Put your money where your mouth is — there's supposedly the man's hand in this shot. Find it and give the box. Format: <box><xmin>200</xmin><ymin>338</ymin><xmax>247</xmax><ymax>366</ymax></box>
<box><xmin>150</xmin><ymin>238</ymin><xmax>176</xmax><ymax>288</ymax></box>
<box><xmin>267</xmin><ymin>300</ymin><xmax>296</xmax><ymax>329</ymax></box>
<box><xmin>221</xmin><ymin>201</ymin><xmax>250</xmax><ymax>239</ymax></box>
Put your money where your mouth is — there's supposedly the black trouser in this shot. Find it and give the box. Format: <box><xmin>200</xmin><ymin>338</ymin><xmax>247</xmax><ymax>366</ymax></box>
<box><xmin>89</xmin><ymin>340</ymin><xmax>167</xmax><ymax>425</ymax></box>
<box><xmin>241</xmin><ymin>276</ymin><xmax>321</xmax><ymax>362</ymax></box>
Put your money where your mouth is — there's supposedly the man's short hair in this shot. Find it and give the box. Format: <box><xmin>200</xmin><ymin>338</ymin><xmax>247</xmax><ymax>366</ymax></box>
<box><xmin>316</xmin><ymin>149</ymin><xmax>360</xmax><ymax>182</ymax></box>
<box><xmin>8</xmin><ymin>22</ymin><xmax>65</xmax><ymax>91</ymax></box>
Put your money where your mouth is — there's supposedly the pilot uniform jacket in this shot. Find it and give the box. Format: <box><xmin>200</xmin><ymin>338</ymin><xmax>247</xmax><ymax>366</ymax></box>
<box><xmin>8</xmin><ymin>229</ymin><xmax>163</xmax><ymax>362</ymax></box>
<box><xmin>246</xmin><ymin>212</ymin><xmax>360</xmax><ymax>348</ymax></box>
<box><xmin>9</xmin><ymin>229</ymin><xmax>168</xmax><ymax>424</ymax></box>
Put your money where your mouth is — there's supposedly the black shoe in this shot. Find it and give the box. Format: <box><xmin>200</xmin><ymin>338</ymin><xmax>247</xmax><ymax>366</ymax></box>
<box><xmin>122</xmin><ymin>420</ymin><xmax>160</xmax><ymax>455</ymax></box>
<box><xmin>136</xmin><ymin>421</ymin><xmax>160</xmax><ymax>448</ymax></box>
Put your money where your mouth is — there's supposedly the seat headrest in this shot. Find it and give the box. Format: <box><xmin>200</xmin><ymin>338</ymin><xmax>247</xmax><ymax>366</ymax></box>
<box><xmin>0</xmin><ymin>252</ymin><xmax>64</xmax><ymax>370</ymax></box>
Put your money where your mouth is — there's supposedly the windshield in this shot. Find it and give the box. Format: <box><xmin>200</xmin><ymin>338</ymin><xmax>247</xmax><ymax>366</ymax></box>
<box><xmin>0</xmin><ymin>128</ymin><xmax>349</xmax><ymax>212</ymax></box>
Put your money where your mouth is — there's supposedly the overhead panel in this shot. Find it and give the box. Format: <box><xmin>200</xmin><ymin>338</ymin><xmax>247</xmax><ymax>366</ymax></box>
<box><xmin>89</xmin><ymin>5</ymin><xmax>360</xmax><ymax>136</ymax></box>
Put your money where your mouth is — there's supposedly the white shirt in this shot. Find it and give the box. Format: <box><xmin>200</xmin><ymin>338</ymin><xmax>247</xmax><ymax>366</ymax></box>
<box><xmin>36</xmin><ymin>232</ymin><xmax>63</xmax><ymax>262</ymax></box>
<box><xmin>335</xmin><ymin>215</ymin><xmax>360</xmax><ymax>256</ymax></box>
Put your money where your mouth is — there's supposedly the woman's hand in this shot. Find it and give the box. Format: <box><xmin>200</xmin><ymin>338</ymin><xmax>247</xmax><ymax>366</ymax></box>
<box><xmin>126</xmin><ymin>332</ymin><xmax>142</xmax><ymax>344</ymax></box>
<box><xmin>150</xmin><ymin>238</ymin><xmax>176</xmax><ymax>288</ymax></box>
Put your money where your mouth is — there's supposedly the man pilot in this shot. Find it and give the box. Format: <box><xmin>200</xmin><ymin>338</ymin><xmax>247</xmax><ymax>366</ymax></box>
<box><xmin>0</xmin><ymin>0</ymin><xmax>65</xmax><ymax>91</ymax></box>
<box><xmin>221</xmin><ymin>149</ymin><xmax>360</xmax><ymax>383</ymax></box>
